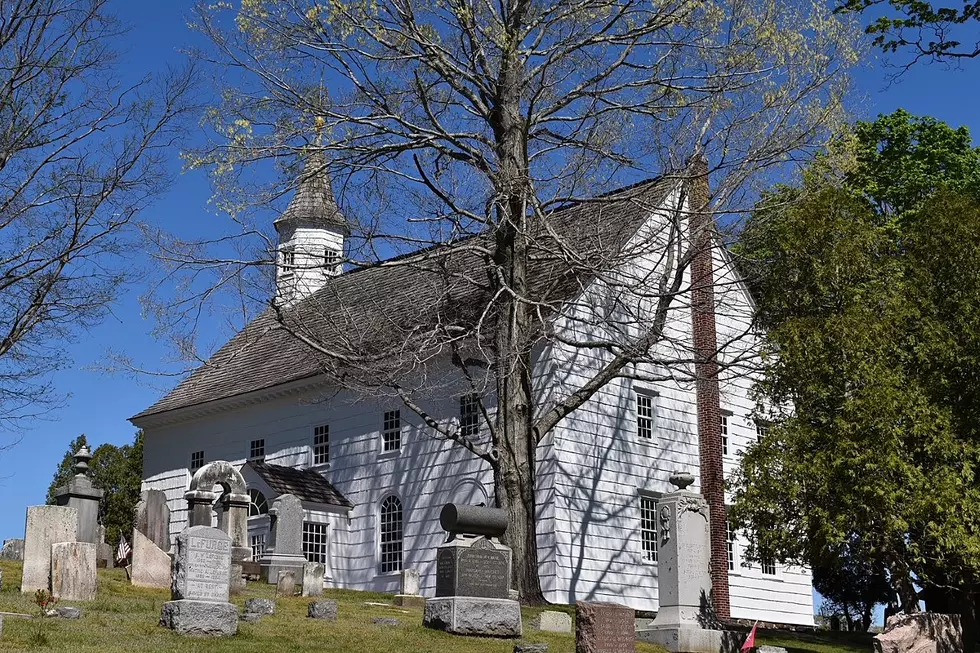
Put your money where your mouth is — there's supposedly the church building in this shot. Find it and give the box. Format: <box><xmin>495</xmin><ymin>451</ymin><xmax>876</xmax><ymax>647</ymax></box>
<box><xmin>130</xmin><ymin>160</ymin><xmax>815</xmax><ymax>626</ymax></box>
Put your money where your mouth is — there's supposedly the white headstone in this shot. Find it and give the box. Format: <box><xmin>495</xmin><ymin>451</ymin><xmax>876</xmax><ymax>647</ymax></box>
<box><xmin>130</xmin><ymin>528</ymin><xmax>171</xmax><ymax>589</ymax></box>
<box><xmin>171</xmin><ymin>526</ymin><xmax>232</xmax><ymax>602</ymax></box>
<box><xmin>51</xmin><ymin>541</ymin><xmax>97</xmax><ymax>601</ymax></box>
<box><xmin>302</xmin><ymin>562</ymin><xmax>325</xmax><ymax>597</ymax></box>
<box><xmin>21</xmin><ymin>506</ymin><xmax>77</xmax><ymax>594</ymax></box>
<box><xmin>401</xmin><ymin>568</ymin><xmax>421</xmax><ymax>595</ymax></box>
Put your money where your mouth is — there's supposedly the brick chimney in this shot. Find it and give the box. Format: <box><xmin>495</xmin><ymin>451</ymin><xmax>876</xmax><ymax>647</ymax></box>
<box><xmin>687</xmin><ymin>154</ymin><xmax>730</xmax><ymax>620</ymax></box>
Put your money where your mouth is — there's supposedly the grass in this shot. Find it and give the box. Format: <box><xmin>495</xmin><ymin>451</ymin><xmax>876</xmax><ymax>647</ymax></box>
<box><xmin>0</xmin><ymin>560</ymin><xmax>871</xmax><ymax>652</ymax></box>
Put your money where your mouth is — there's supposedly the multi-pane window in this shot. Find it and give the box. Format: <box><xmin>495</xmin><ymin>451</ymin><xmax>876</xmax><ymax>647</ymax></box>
<box><xmin>382</xmin><ymin>410</ymin><xmax>401</xmax><ymax>452</ymax></box>
<box><xmin>727</xmin><ymin>521</ymin><xmax>736</xmax><ymax>571</ymax></box>
<box><xmin>281</xmin><ymin>247</ymin><xmax>296</xmax><ymax>274</ymax></box>
<box><xmin>313</xmin><ymin>425</ymin><xmax>329</xmax><ymax>465</ymax></box>
<box><xmin>640</xmin><ymin>494</ymin><xmax>658</xmax><ymax>562</ymax></box>
<box><xmin>720</xmin><ymin>414</ymin><xmax>730</xmax><ymax>455</ymax></box>
<box><xmin>379</xmin><ymin>495</ymin><xmax>403</xmax><ymax>574</ymax></box>
<box><xmin>250</xmin><ymin>534</ymin><xmax>267</xmax><ymax>560</ymax></box>
<box><xmin>636</xmin><ymin>392</ymin><xmax>656</xmax><ymax>440</ymax></box>
<box><xmin>756</xmin><ymin>421</ymin><xmax>770</xmax><ymax>442</ymax></box>
<box><xmin>249</xmin><ymin>439</ymin><xmax>265</xmax><ymax>460</ymax></box>
<box><xmin>459</xmin><ymin>394</ymin><xmax>480</xmax><ymax>438</ymax></box>
<box><xmin>302</xmin><ymin>522</ymin><xmax>328</xmax><ymax>565</ymax></box>
<box><xmin>761</xmin><ymin>558</ymin><xmax>777</xmax><ymax>576</ymax></box>
<box><xmin>248</xmin><ymin>489</ymin><xmax>268</xmax><ymax>517</ymax></box>
<box><xmin>324</xmin><ymin>249</ymin><xmax>341</xmax><ymax>273</ymax></box>
<box><xmin>190</xmin><ymin>450</ymin><xmax>204</xmax><ymax>472</ymax></box>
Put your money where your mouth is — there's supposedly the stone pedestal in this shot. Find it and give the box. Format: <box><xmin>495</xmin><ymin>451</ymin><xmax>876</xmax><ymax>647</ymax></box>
<box><xmin>636</xmin><ymin>474</ymin><xmax>730</xmax><ymax>653</ymax></box>
<box><xmin>52</xmin><ymin>447</ymin><xmax>103</xmax><ymax>545</ymax></box>
<box><xmin>51</xmin><ymin>541</ymin><xmax>97</xmax><ymax>601</ymax></box>
<box><xmin>423</xmin><ymin>597</ymin><xmax>522</xmax><ymax>638</ymax></box>
<box><xmin>160</xmin><ymin>600</ymin><xmax>239</xmax><ymax>636</ymax></box>
<box><xmin>435</xmin><ymin>536</ymin><xmax>512</xmax><ymax>598</ymax></box>
<box><xmin>161</xmin><ymin>526</ymin><xmax>238</xmax><ymax>637</ymax></box>
<box><xmin>22</xmin><ymin>505</ymin><xmax>77</xmax><ymax>594</ymax></box>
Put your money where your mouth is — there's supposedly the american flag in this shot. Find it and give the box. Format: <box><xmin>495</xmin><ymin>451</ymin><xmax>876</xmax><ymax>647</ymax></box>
<box><xmin>116</xmin><ymin>534</ymin><xmax>131</xmax><ymax>565</ymax></box>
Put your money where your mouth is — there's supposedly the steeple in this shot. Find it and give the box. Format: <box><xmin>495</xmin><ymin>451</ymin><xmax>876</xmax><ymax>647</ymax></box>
<box><xmin>274</xmin><ymin>151</ymin><xmax>348</xmax><ymax>303</ymax></box>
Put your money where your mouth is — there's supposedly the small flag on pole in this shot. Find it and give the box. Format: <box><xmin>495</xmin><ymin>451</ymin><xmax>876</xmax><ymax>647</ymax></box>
<box><xmin>116</xmin><ymin>534</ymin><xmax>131</xmax><ymax>565</ymax></box>
<box><xmin>741</xmin><ymin>621</ymin><xmax>758</xmax><ymax>651</ymax></box>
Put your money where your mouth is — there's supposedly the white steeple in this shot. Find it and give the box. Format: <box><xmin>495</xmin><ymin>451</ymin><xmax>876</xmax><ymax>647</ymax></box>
<box><xmin>274</xmin><ymin>151</ymin><xmax>348</xmax><ymax>303</ymax></box>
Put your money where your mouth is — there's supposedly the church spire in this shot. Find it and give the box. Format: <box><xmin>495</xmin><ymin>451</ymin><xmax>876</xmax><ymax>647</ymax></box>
<box><xmin>274</xmin><ymin>150</ymin><xmax>348</xmax><ymax>303</ymax></box>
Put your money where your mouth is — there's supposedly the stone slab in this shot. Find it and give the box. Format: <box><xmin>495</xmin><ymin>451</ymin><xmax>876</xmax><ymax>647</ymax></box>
<box><xmin>56</xmin><ymin>606</ymin><xmax>81</xmax><ymax>619</ymax></box>
<box><xmin>22</xmin><ymin>506</ymin><xmax>77</xmax><ymax>594</ymax></box>
<box><xmin>423</xmin><ymin>596</ymin><xmax>522</xmax><ymax>638</ymax></box>
<box><xmin>160</xmin><ymin>599</ymin><xmax>238</xmax><ymax>637</ymax></box>
<box><xmin>373</xmin><ymin>617</ymin><xmax>400</xmax><ymax>626</ymax></box>
<box><xmin>277</xmin><ymin>570</ymin><xmax>296</xmax><ymax>597</ymax></box>
<box><xmin>130</xmin><ymin>529</ymin><xmax>171</xmax><ymax>589</ymax></box>
<box><xmin>135</xmin><ymin>489</ymin><xmax>171</xmax><ymax>552</ymax></box>
<box><xmin>532</xmin><ymin>610</ymin><xmax>573</xmax><ymax>633</ymax></box>
<box><xmin>394</xmin><ymin>594</ymin><xmax>426</xmax><ymax>608</ymax></box>
<box><xmin>269</xmin><ymin>494</ymin><xmax>304</xmax><ymax>556</ymax></box>
<box><xmin>636</xmin><ymin>626</ymin><xmax>731</xmax><ymax>653</ymax></box>
<box><xmin>51</xmin><ymin>541</ymin><xmax>97</xmax><ymax>601</ymax></box>
<box><xmin>259</xmin><ymin>552</ymin><xmax>308</xmax><ymax>585</ymax></box>
<box><xmin>435</xmin><ymin>539</ymin><xmax>511</xmax><ymax>599</ymax></box>
<box><xmin>757</xmin><ymin>647</ymin><xmax>789</xmax><ymax>653</ymax></box>
<box><xmin>874</xmin><ymin>612</ymin><xmax>963</xmax><ymax>653</ymax></box>
<box><xmin>0</xmin><ymin>539</ymin><xmax>24</xmax><ymax>561</ymax></box>
<box><xmin>402</xmin><ymin>568</ymin><xmax>421</xmax><ymax>595</ymax></box>
<box><xmin>171</xmin><ymin>526</ymin><xmax>232</xmax><ymax>602</ymax></box>
<box><xmin>302</xmin><ymin>562</ymin><xmax>325</xmax><ymax>597</ymax></box>
<box><xmin>244</xmin><ymin>598</ymin><xmax>276</xmax><ymax>616</ymax></box>
<box><xmin>516</xmin><ymin>645</ymin><xmax>548</xmax><ymax>653</ymax></box>
<box><xmin>576</xmin><ymin>601</ymin><xmax>635</xmax><ymax>653</ymax></box>
<box><xmin>308</xmin><ymin>599</ymin><xmax>338</xmax><ymax>620</ymax></box>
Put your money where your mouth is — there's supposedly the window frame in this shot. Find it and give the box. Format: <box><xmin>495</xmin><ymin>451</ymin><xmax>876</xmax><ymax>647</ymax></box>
<box><xmin>312</xmin><ymin>424</ymin><xmax>330</xmax><ymax>467</ymax></box>
<box><xmin>761</xmin><ymin>557</ymin><xmax>778</xmax><ymax>576</ymax></box>
<box><xmin>302</xmin><ymin>521</ymin><xmax>329</xmax><ymax>566</ymax></box>
<box><xmin>719</xmin><ymin>410</ymin><xmax>733</xmax><ymax>457</ymax></box>
<box><xmin>378</xmin><ymin>494</ymin><xmax>404</xmax><ymax>575</ymax></box>
<box><xmin>190</xmin><ymin>450</ymin><xmax>205</xmax><ymax>472</ymax></box>
<box><xmin>726</xmin><ymin>520</ymin><xmax>738</xmax><ymax>573</ymax></box>
<box><xmin>323</xmin><ymin>248</ymin><xmax>341</xmax><ymax>273</ymax></box>
<box><xmin>280</xmin><ymin>246</ymin><xmax>296</xmax><ymax>277</ymax></box>
<box><xmin>635</xmin><ymin>388</ymin><xmax>658</xmax><ymax>442</ymax></box>
<box><xmin>459</xmin><ymin>394</ymin><xmax>481</xmax><ymax>439</ymax></box>
<box><xmin>249</xmin><ymin>533</ymin><xmax>267</xmax><ymax>561</ymax></box>
<box><xmin>249</xmin><ymin>438</ymin><xmax>265</xmax><ymax>461</ymax></box>
<box><xmin>638</xmin><ymin>490</ymin><xmax>662</xmax><ymax>564</ymax></box>
<box><xmin>381</xmin><ymin>409</ymin><xmax>402</xmax><ymax>453</ymax></box>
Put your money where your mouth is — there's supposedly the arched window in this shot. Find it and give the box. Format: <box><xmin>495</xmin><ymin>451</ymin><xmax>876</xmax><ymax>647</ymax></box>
<box><xmin>379</xmin><ymin>495</ymin><xmax>403</xmax><ymax>574</ymax></box>
<box><xmin>248</xmin><ymin>489</ymin><xmax>269</xmax><ymax>517</ymax></box>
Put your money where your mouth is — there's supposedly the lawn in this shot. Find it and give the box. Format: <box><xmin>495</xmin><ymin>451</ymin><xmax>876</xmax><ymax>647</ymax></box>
<box><xmin>0</xmin><ymin>560</ymin><xmax>871</xmax><ymax>652</ymax></box>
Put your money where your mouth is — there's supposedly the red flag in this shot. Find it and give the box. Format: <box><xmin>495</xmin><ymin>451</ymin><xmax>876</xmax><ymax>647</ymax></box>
<box><xmin>741</xmin><ymin>621</ymin><xmax>758</xmax><ymax>651</ymax></box>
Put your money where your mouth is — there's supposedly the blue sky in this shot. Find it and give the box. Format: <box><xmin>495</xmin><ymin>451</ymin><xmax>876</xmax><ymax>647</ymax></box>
<box><xmin>0</xmin><ymin>0</ymin><xmax>976</xmax><ymax>583</ymax></box>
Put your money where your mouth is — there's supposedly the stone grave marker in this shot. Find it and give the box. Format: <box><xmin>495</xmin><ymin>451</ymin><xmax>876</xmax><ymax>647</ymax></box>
<box><xmin>277</xmin><ymin>570</ymin><xmax>296</xmax><ymax>597</ymax></box>
<box><xmin>21</xmin><ymin>505</ymin><xmax>77</xmax><ymax>594</ymax></box>
<box><xmin>302</xmin><ymin>562</ymin><xmax>325</xmax><ymax>597</ymax></box>
<box><xmin>130</xmin><ymin>528</ymin><xmax>172</xmax><ymax>589</ymax></box>
<box><xmin>576</xmin><ymin>601</ymin><xmax>635</xmax><ymax>653</ymax></box>
<box><xmin>874</xmin><ymin>613</ymin><xmax>962</xmax><ymax>653</ymax></box>
<box><xmin>135</xmin><ymin>489</ymin><xmax>171</xmax><ymax>552</ymax></box>
<box><xmin>259</xmin><ymin>494</ymin><xmax>307</xmax><ymax>583</ymax></box>
<box><xmin>423</xmin><ymin>503</ymin><xmax>521</xmax><ymax>638</ymax></box>
<box><xmin>394</xmin><ymin>567</ymin><xmax>424</xmax><ymax>607</ymax></box>
<box><xmin>1</xmin><ymin>538</ymin><xmax>24</xmax><ymax>561</ymax></box>
<box><xmin>51</xmin><ymin>542</ymin><xmax>98</xmax><ymax>601</ymax></box>
<box><xmin>309</xmin><ymin>599</ymin><xmax>338</xmax><ymax>620</ymax></box>
<box><xmin>532</xmin><ymin>610</ymin><xmax>573</xmax><ymax>633</ymax></box>
<box><xmin>160</xmin><ymin>525</ymin><xmax>238</xmax><ymax>637</ymax></box>
<box><xmin>52</xmin><ymin>446</ymin><xmax>103</xmax><ymax>544</ymax></box>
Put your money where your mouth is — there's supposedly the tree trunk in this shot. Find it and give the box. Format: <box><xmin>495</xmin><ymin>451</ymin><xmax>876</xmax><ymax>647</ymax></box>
<box><xmin>861</xmin><ymin>604</ymin><xmax>873</xmax><ymax>632</ymax></box>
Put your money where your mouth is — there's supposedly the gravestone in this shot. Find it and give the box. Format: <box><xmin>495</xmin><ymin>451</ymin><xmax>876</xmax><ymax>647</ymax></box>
<box><xmin>873</xmin><ymin>613</ymin><xmax>962</xmax><ymax>653</ymax></box>
<box><xmin>51</xmin><ymin>541</ymin><xmax>98</xmax><ymax>601</ymax></box>
<box><xmin>95</xmin><ymin>525</ymin><xmax>113</xmax><ymax>568</ymax></box>
<box><xmin>532</xmin><ymin>610</ymin><xmax>573</xmax><ymax>633</ymax></box>
<box><xmin>576</xmin><ymin>602</ymin><xmax>635</xmax><ymax>653</ymax></box>
<box><xmin>423</xmin><ymin>503</ymin><xmax>521</xmax><ymax>638</ymax></box>
<box><xmin>21</xmin><ymin>505</ymin><xmax>77</xmax><ymax>594</ymax></box>
<box><xmin>184</xmin><ymin>462</ymin><xmax>250</xmax><ymax>593</ymax></box>
<box><xmin>52</xmin><ymin>446</ymin><xmax>103</xmax><ymax>544</ymax></box>
<box><xmin>394</xmin><ymin>567</ymin><xmax>424</xmax><ymax>607</ymax></box>
<box><xmin>258</xmin><ymin>494</ymin><xmax>308</xmax><ymax>583</ymax></box>
<box><xmin>1</xmin><ymin>538</ymin><xmax>24</xmax><ymax>560</ymax></box>
<box><xmin>308</xmin><ymin>599</ymin><xmax>338</xmax><ymax>620</ymax></box>
<box><xmin>130</xmin><ymin>528</ymin><xmax>171</xmax><ymax>589</ymax></box>
<box><xmin>135</xmin><ymin>489</ymin><xmax>171</xmax><ymax>552</ymax></box>
<box><xmin>302</xmin><ymin>562</ymin><xmax>325</xmax><ymax>597</ymax></box>
<box><xmin>277</xmin><ymin>570</ymin><xmax>296</xmax><ymax>597</ymax></box>
<box><xmin>636</xmin><ymin>472</ymin><xmax>730</xmax><ymax>653</ymax></box>
<box><xmin>160</xmin><ymin>526</ymin><xmax>238</xmax><ymax>637</ymax></box>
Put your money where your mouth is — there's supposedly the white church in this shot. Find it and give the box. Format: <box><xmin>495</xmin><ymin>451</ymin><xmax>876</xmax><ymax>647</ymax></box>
<box><xmin>131</xmin><ymin>160</ymin><xmax>815</xmax><ymax>626</ymax></box>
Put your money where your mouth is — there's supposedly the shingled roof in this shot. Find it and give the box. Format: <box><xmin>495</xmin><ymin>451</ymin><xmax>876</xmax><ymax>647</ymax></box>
<box><xmin>274</xmin><ymin>151</ymin><xmax>349</xmax><ymax>234</ymax></box>
<box><xmin>132</xmin><ymin>176</ymin><xmax>675</xmax><ymax>421</ymax></box>
<box><xmin>246</xmin><ymin>460</ymin><xmax>352</xmax><ymax>508</ymax></box>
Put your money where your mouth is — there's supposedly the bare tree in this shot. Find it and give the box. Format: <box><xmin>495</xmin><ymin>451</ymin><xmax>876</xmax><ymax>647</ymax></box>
<box><xmin>0</xmin><ymin>0</ymin><xmax>196</xmax><ymax>425</ymax></box>
<box><xmin>154</xmin><ymin>0</ymin><xmax>860</xmax><ymax>602</ymax></box>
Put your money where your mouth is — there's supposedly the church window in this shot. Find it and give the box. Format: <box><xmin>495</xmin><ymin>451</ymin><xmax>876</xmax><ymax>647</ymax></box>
<box><xmin>639</xmin><ymin>493</ymin><xmax>659</xmax><ymax>562</ymax></box>
<box><xmin>313</xmin><ymin>424</ymin><xmax>329</xmax><ymax>465</ymax></box>
<box><xmin>761</xmin><ymin>558</ymin><xmax>777</xmax><ymax>576</ymax></box>
<box><xmin>459</xmin><ymin>394</ymin><xmax>480</xmax><ymax>438</ymax></box>
<box><xmin>281</xmin><ymin>247</ymin><xmax>296</xmax><ymax>275</ymax></box>
<box><xmin>303</xmin><ymin>522</ymin><xmax>328</xmax><ymax>565</ymax></box>
<box><xmin>379</xmin><ymin>495</ymin><xmax>403</xmax><ymax>574</ymax></box>
<box><xmin>190</xmin><ymin>450</ymin><xmax>204</xmax><ymax>472</ymax></box>
<box><xmin>382</xmin><ymin>410</ymin><xmax>401</xmax><ymax>452</ymax></box>
<box><xmin>249</xmin><ymin>439</ymin><xmax>265</xmax><ymax>460</ymax></box>
<box><xmin>727</xmin><ymin>521</ymin><xmax>737</xmax><ymax>571</ymax></box>
<box><xmin>324</xmin><ymin>248</ymin><xmax>340</xmax><ymax>272</ymax></box>
<box><xmin>250</xmin><ymin>534</ymin><xmax>266</xmax><ymax>560</ymax></box>
<box><xmin>635</xmin><ymin>390</ymin><xmax>656</xmax><ymax>440</ymax></box>
<box><xmin>248</xmin><ymin>489</ymin><xmax>268</xmax><ymax>517</ymax></box>
<box><xmin>755</xmin><ymin>420</ymin><xmax>770</xmax><ymax>442</ymax></box>
<box><xmin>720</xmin><ymin>412</ymin><xmax>730</xmax><ymax>455</ymax></box>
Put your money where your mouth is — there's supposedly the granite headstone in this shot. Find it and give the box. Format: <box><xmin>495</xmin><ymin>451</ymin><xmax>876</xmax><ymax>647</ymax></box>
<box><xmin>51</xmin><ymin>541</ymin><xmax>98</xmax><ymax>601</ymax></box>
<box><xmin>160</xmin><ymin>525</ymin><xmax>238</xmax><ymax>637</ymax></box>
<box><xmin>21</xmin><ymin>505</ymin><xmax>77</xmax><ymax>594</ymax></box>
<box><xmin>576</xmin><ymin>601</ymin><xmax>636</xmax><ymax>653</ymax></box>
<box><xmin>302</xmin><ymin>562</ymin><xmax>325</xmax><ymax>597</ymax></box>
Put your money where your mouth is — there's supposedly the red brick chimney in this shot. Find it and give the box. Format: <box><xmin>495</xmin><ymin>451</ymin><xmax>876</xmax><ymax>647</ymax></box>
<box><xmin>687</xmin><ymin>154</ymin><xmax>730</xmax><ymax>620</ymax></box>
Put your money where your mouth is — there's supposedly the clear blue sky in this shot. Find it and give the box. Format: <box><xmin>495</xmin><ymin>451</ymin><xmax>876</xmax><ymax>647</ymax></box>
<box><xmin>0</xmin><ymin>0</ymin><xmax>976</xmax><ymax>569</ymax></box>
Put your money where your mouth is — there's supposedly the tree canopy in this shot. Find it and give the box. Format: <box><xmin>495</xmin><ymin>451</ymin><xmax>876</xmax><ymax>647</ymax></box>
<box><xmin>730</xmin><ymin>109</ymin><xmax>980</xmax><ymax>630</ymax></box>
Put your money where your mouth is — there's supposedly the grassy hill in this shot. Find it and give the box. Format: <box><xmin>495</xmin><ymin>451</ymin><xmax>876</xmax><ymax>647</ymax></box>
<box><xmin>0</xmin><ymin>560</ymin><xmax>872</xmax><ymax>652</ymax></box>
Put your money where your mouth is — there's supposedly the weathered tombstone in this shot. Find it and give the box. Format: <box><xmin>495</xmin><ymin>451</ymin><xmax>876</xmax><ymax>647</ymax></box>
<box><xmin>873</xmin><ymin>613</ymin><xmax>963</xmax><ymax>653</ymax></box>
<box><xmin>0</xmin><ymin>538</ymin><xmax>24</xmax><ymax>561</ymax></box>
<box><xmin>423</xmin><ymin>503</ymin><xmax>522</xmax><ymax>638</ymax></box>
<box><xmin>636</xmin><ymin>472</ymin><xmax>730</xmax><ymax>652</ymax></box>
<box><xmin>308</xmin><ymin>599</ymin><xmax>338</xmax><ymax>620</ymax></box>
<box><xmin>135</xmin><ymin>489</ymin><xmax>171</xmax><ymax>552</ymax></box>
<box><xmin>394</xmin><ymin>567</ymin><xmax>424</xmax><ymax>608</ymax></box>
<box><xmin>52</xmin><ymin>446</ymin><xmax>103</xmax><ymax>544</ymax></box>
<box><xmin>516</xmin><ymin>644</ymin><xmax>549</xmax><ymax>653</ymax></box>
<box><xmin>95</xmin><ymin>525</ymin><xmax>113</xmax><ymax>569</ymax></box>
<box><xmin>159</xmin><ymin>526</ymin><xmax>238</xmax><ymax>637</ymax></box>
<box><xmin>21</xmin><ymin>505</ymin><xmax>77</xmax><ymax>594</ymax></box>
<box><xmin>51</xmin><ymin>541</ymin><xmax>98</xmax><ymax>601</ymax></box>
<box><xmin>130</xmin><ymin>528</ymin><xmax>172</xmax><ymax>589</ymax></box>
<box><xmin>56</xmin><ymin>606</ymin><xmax>82</xmax><ymax>619</ymax></box>
<box><xmin>184</xmin><ymin>462</ymin><xmax>250</xmax><ymax>593</ymax></box>
<box><xmin>531</xmin><ymin>610</ymin><xmax>573</xmax><ymax>634</ymax></box>
<box><xmin>576</xmin><ymin>602</ymin><xmax>635</xmax><ymax>653</ymax></box>
<box><xmin>244</xmin><ymin>598</ymin><xmax>276</xmax><ymax>616</ymax></box>
<box><xmin>258</xmin><ymin>494</ymin><xmax>308</xmax><ymax>583</ymax></box>
<box><xmin>302</xmin><ymin>562</ymin><xmax>325</xmax><ymax>597</ymax></box>
<box><xmin>277</xmin><ymin>570</ymin><xmax>297</xmax><ymax>597</ymax></box>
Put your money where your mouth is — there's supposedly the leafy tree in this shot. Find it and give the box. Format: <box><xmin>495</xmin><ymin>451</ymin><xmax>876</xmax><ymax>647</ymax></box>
<box><xmin>730</xmin><ymin>110</ymin><xmax>980</xmax><ymax>642</ymax></box>
<box><xmin>46</xmin><ymin>432</ymin><xmax>144</xmax><ymax>547</ymax></box>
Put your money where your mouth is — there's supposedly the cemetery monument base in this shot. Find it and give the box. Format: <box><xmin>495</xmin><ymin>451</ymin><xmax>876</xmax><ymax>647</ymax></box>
<box><xmin>423</xmin><ymin>596</ymin><xmax>522</xmax><ymax>638</ymax></box>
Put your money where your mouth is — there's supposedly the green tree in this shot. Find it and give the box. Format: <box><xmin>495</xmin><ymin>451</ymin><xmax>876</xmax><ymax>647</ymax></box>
<box><xmin>46</xmin><ymin>432</ymin><xmax>144</xmax><ymax>547</ymax></box>
<box><xmin>730</xmin><ymin>110</ymin><xmax>980</xmax><ymax>642</ymax></box>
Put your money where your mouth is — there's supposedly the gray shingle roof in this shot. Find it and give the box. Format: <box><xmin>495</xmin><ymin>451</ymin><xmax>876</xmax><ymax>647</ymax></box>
<box><xmin>274</xmin><ymin>152</ymin><xmax>349</xmax><ymax>234</ymax></box>
<box><xmin>246</xmin><ymin>460</ymin><xmax>352</xmax><ymax>508</ymax></box>
<box><xmin>132</xmin><ymin>176</ymin><xmax>674</xmax><ymax>420</ymax></box>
